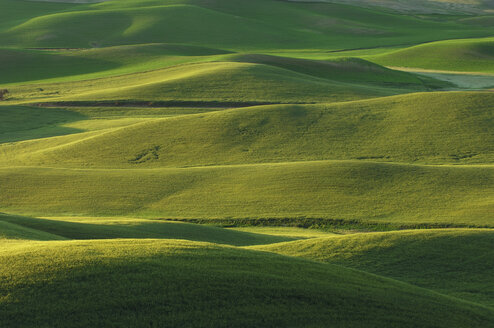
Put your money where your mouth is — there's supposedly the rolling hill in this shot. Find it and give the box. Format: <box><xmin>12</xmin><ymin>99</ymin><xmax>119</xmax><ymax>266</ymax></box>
<box><xmin>371</xmin><ymin>37</ymin><xmax>494</xmax><ymax>73</ymax></box>
<box><xmin>255</xmin><ymin>229</ymin><xmax>494</xmax><ymax>306</ymax></box>
<box><xmin>0</xmin><ymin>213</ymin><xmax>295</xmax><ymax>246</ymax></box>
<box><xmin>1</xmin><ymin>0</ymin><xmax>493</xmax><ymax>326</ymax></box>
<box><xmin>1</xmin><ymin>238</ymin><xmax>493</xmax><ymax>327</ymax></box>
<box><xmin>0</xmin><ymin>44</ymin><xmax>231</xmax><ymax>84</ymax></box>
<box><xmin>317</xmin><ymin>0</ymin><xmax>494</xmax><ymax>14</ymax></box>
<box><xmin>0</xmin><ymin>161</ymin><xmax>492</xmax><ymax>226</ymax></box>
<box><xmin>2</xmin><ymin>55</ymin><xmax>448</xmax><ymax>105</ymax></box>
<box><xmin>1</xmin><ymin>91</ymin><xmax>491</xmax><ymax>226</ymax></box>
<box><xmin>1</xmin><ymin>0</ymin><xmax>492</xmax><ymax>50</ymax></box>
<box><xmin>1</xmin><ymin>92</ymin><xmax>491</xmax><ymax>167</ymax></box>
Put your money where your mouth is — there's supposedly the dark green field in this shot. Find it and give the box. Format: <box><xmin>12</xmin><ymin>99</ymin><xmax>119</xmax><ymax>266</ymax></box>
<box><xmin>1</xmin><ymin>0</ymin><xmax>493</xmax><ymax>326</ymax></box>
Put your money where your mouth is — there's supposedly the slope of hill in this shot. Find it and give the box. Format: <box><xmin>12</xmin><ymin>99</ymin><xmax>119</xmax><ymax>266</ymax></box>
<box><xmin>0</xmin><ymin>219</ymin><xmax>65</xmax><ymax>241</ymax></box>
<box><xmin>226</xmin><ymin>54</ymin><xmax>439</xmax><ymax>86</ymax></box>
<box><xmin>2</xmin><ymin>91</ymin><xmax>491</xmax><ymax>167</ymax></box>
<box><xmin>0</xmin><ymin>0</ymin><xmax>78</xmax><ymax>30</ymax></box>
<box><xmin>371</xmin><ymin>37</ymin><xmax>494</xmax><ymax>73</ymax></box>
<box><xmin>0</xmin><ymin>162</ymin><xmax>492</xmax><ymax>226</ymax></box>
<box><xmin>313</xmin><ymin>0</ymin><xmax>494</xmax><ymax>14</ymax></box>
<box><xmin>1</xmin><ymin>0</ymin><xmax>493</xmax><ymax>326</ymax></box>
<box><xmin>1</xmin><ymin>0</ymin><xmax>493</xmax><ymax>50</ymax></box>
<box><xmin>255</xmin><ymin>229</ymin><xmax>494</xmax><ymax>307</ymax></box>
<box><xmin>0</xmin><ymin>213</ymin><xmax>295</xmax><ymax>246</ymax></box>
<box><xmin>2</xmin><ymin>56</ymin><xmax>448</xmax><ymax>105</ymax></box>
<box><xmin>1</xmin><ymin>238</ymin><xmax>493</xmax><ymax>328</ymax></box>
<box><xmin>0</xmin><ymin>44</ymin><xmax>231</xmax><ymax>84</ymax></box>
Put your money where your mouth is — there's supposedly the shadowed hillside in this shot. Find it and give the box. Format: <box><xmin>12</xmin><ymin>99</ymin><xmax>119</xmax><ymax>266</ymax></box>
<box><xmin>255</xmin><ymin>229</ymin><xmax>494</xmax><ymax>306</ymax></box>
<box><xmin>1</xmin><ymin>238</ymin><xmax>493</xmax><ymax>327</ymax></box>
<box><xmin>371</xmin><ymin>37</ymin><xmax>494</xmax><ymax>73</ymax></box>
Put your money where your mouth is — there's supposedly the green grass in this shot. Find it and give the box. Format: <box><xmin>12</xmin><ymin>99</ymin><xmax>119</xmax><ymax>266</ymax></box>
<box><xmin>0</xmin><ymin>44</ymin><xmax>230</xmax><ymax>85</ymax></box>
<box><xmin>0</xmin><ymin>91</ymin><xmax>491</xmax><ymax>226</ymax></box>
<box><xmin>405</xmin><ymin>71</ymin><xmax>494</xmax><ymax>89</ymax></box>
<box><xmin>228</xmin><ymin>226</ymin><xmax>338</xmax><ymax>239</ymax></box>
<box><xmin>370</xmin><ymin>37</ymin><xmax>494</xmax><ymax>73</ymax></box>
<box><xmin>254</xmin><ymin>229</ymin><xmax>494</xmax><ymax>307</ymax></box>
<box><xmin>309</xmin><ymin>0</ymin><xmax>494</xmax><ymax>14</ymax></box>
<box><xmin>226</xmin><ymin>54</ymin><xmax>444</xmax><ymax>86</ymax></box>
<box><xmin>460</xmin><ymin>15</ymin><xmax>494</xmax><ymax>27</ymax></box>
<box><xmin>0</xmin><ymin>106</ymin><xmax>86</xmax><ymax>143</ymax></box>
<box><xmin>3</xmin><ymin>57</ymin><xmax>447</xmax><ymax>105</ymax></box>
<box><xmin>0</xmin><ymin>213</ymin><xmax>296</xmax><ymax>246</ymax></box>
<box><xmin>0</xmin><ymin>161</ymin><xmax>491</xmax><ymax>226</ymax></box>
<box><xmin>0</xmin><ymin>0</ymin><xmax>78</xmax><ymax>30</ymax></box>
<box><xmin>2</xmin><ymin>92</ymin><xmax>491</xmax><ymax>167</ymax></box>
<box><xmin>0</xmin><ymin>48</ymin><xmax>117</xmax><ymax>84</ymax></box>
<box><xmin>0</xmin><ymin>220</ymin><xmax>66</xmax><ymax>241</ymax></box>
<box><xmin>0</xmin><ymin>105</ymin><xmax>217</xmax><ymax>143</ymax></box>
<box><xmin>1</xmin><ymin>0</ymin><xmax>494</xmax><ymax>325</ymax></box>
<box><xmin>1</xmin><ymin>238</ymin><xmax>493</xmax><ymax>327</ymax></box>
<box><xmin>1</xmin><ymin>0</ymin><xmax>492</xmax><ymax>50</ymax></box>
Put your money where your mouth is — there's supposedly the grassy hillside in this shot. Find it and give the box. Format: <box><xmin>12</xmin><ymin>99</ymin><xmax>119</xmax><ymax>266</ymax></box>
<box><xmin>0</xmin><ymin>48</ymin><xmax>117</xmax><ymax>84</ymax></box>
<box><xmin>226</xmin><ymin>54</ymin><xmax>441</xmax><ymax>86</ymax></box>
<box><xmin>0</xmin><ymin>162</ymin><xmax>491</xmax><ymax>225</ymax></box>
<box><xmin>2</xmin><ymin>56</ymin><xmax>447</xmax><ymax>105</ymax></box>
<box><xmin>0</xmin><ymin>44</ymin><xmax>230</xmax><ymax>84</ymax></box>
<box><xmin>371</xmin><ymin>37</ymin><xmax>494</xmax><ymax>73</ymax></box>
<box><xmin>0</xmin><ymin>213</ymin><xmax>294</xmax><ymax>246</ymax></box>
<box><xmin>2</xmin><ymin>4</ymin><xmax>309</xmax><ymax>49</ymax></box>
<box><xmin>2</xmin><ymin>92</ymin><xmax>491</xmax><ymax>167</ymax></box>
<box><xmin>255</xmin><ymin>229</ymin><xmax>494</xmax><ymax>306</ymax></box>
<box><xmin>0</xmin><ymin>105</ymin><xmax>221</xmax><ymax>143</ymax></box>
<box><xmin>1</xmin><ymin>90</ymin><xmax>492</xmax><ymax>226</ymax></box>
<box><xmin>0</xmin><ymin>0</ymin><xmax>78</xmax><ymax>30</ymax></box>
<box><xmin>0</xmin><ymin>220</ymin><xmax>65</xmax><ymax>241</ymax></box>
<box><xmin>317</xmin><ymin>0</ymin><xmax>494</xmax><ymax>14</ymax></box>
<box><xmin>0</xmin><ymin>106</ymin><xmax>87</xmax><ymax>143</ymax></box>
<box><xmin>1</xmin><ymin>238</ymin><xmax>493</xmax><ymax>328</ymax></box>
<box><xmin>1</xmin><ymin>0</ymin><xmax>491</xmax><ymax>50</ymax></box>
<box><xmin>0</xmin><ymin>0</ymin><xmax>493</xmax><ymax>325</ymax></box>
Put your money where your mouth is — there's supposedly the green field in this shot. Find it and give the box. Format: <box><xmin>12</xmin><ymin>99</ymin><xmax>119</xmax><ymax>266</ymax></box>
<box><xmin>371</xmin><ymin>37</ymin><xmax>494</xmax><ymax>73</ymax></box>
<box><xmin>255</xmin><ymin>229</ymin><xmax>494</xmax><ymax>306</ymax></box>
<box><xmin>1</xmin><ymin>0</ymin><xmax>493</xmax><ymax>326</ymax></box>
<box><xmin>4</xmin><ymin>238</ymin><xmax>494</xmax><ymax>328</ymax></box>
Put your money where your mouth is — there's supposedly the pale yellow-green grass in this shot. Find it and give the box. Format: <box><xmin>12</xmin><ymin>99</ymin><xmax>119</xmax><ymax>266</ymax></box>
<box><xmin>0</xmin><ymin>161</ymin><xmax>491</xmax><ymax>226</ymax></box>
<box><xmin>391</xmin><ymin>69</ymin><xmax>494</xmax><ymax>89</ymax></box>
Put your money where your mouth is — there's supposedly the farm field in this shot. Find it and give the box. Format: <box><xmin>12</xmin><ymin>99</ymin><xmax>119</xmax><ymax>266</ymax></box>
<box><xmin>0</xmin><ymin>0</ymin><xmax>493</xmax><ymax>326</ymax></box>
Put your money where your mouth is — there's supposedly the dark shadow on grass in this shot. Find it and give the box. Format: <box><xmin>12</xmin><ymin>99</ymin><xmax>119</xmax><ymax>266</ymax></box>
<box><xmin>0</xmin><ymin>106</ymin><xmax>87</xmax><ymax>143</ymax></box>
<box><xmin>0</xmin><ymin>48</ymin><xmax>120</xmax><ymax>84</ymax></box>
<box><xmin>0</xmin><ymin>213</ymin><xmax>296</xmax><ymax>246</ymax></box>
